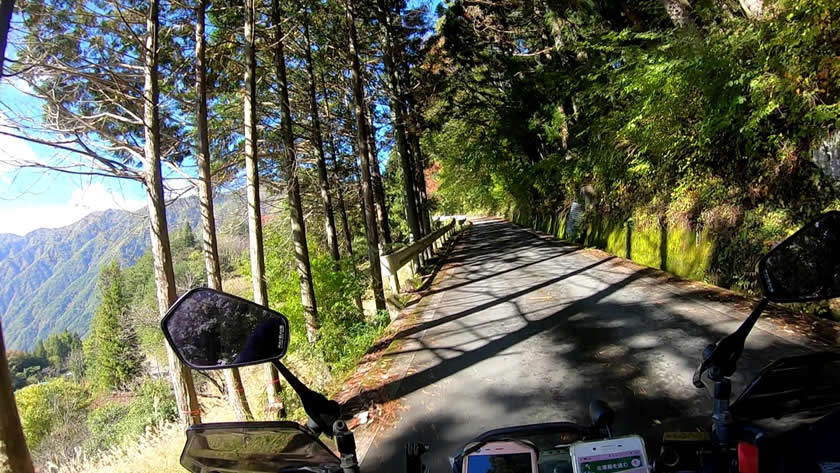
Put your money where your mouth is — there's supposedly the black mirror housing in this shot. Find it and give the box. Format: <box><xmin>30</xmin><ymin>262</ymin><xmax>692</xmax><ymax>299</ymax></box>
<box><xmin>758</xmin><ymin>211</ymin><xmax>840</xmax><ymax>303</ymax></box>
<box><xmin>162</xmin><ymin>288</ymin><xmax>290</xmax><ymax>370</ymax></box>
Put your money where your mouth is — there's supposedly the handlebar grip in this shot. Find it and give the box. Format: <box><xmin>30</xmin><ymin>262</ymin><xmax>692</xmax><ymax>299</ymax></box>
<box><xmin>406</xmin><ymin>442</ymin><xmax>429</xmax><ymax>473</ymax></box>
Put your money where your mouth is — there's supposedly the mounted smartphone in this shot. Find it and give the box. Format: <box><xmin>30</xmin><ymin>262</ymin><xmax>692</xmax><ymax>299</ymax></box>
<box><xmin>570</xmin><ymin>436</ymin><xmax>649</xmax><ymax>473</ymax></box>
<box><xmin>462</xmin><ymin>441</ymin><xmax>538</xmax><ymax>473</ymax></box>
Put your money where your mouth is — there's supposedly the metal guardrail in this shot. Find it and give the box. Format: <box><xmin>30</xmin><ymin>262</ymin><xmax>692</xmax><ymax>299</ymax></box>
<box><xmin>379</xmin><ymin>218</ymin><xmax>463</xmax><ymax>294</ymax></box>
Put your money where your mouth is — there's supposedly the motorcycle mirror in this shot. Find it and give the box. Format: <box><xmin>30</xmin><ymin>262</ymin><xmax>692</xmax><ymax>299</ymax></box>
<box><xmin>162</xmin><ymin>288</ymin><xmax>290</xmax><ymax>370</ymax></box>
<box><xmin>758</xmin><ymin>211</ymin><xmax>840</xmax><ymax>303</ymax></box>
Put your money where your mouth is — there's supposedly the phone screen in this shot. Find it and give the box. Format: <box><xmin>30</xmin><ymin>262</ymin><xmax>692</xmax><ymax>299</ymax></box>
<box><xmin>466</xmin><ymin>453</ymin><xmax>533</xmax><ymax>473</ymax></box>
<box><xmin>576</xmin><ymin>450</ymin><xmax>646</xmax><ymax>473</ymax></box>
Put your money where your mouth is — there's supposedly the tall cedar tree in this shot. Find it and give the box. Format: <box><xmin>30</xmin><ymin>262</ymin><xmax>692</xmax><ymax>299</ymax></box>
<box><xmin>346</xmin><ymin>0</ymin><xmax>387</xmax><ymax>311</ymax></box>
<box><xmin>321</xmin><ymin>72</ymin><xmax>357</xmax><ymax>258</ymax></box>
<box><xmin>86</xmin><ymin>262</ymin><xmax>143</xmax><ymax>391</ymax></box>
<box><xmin>376</xmin><ymin>0</ymin><xmax>422</xmax><ymax>242</ymax></box>
<box><xmin>303</xmin><ymin>8</ymin><xmax>341</xmax><ymax>262</ymax></box>
<box><xmin>273</xmin><ymin>0</ymin><xmax>320</xmax><ymax>342</ymax></box>
<box><xmin>195</xmin><ymin>0</ymin><xmax>253</xmax><ymax>421</ymax></box>
<box><xmin>367</xmin><ymin>98</ymin><xmax>393</xmax><ymax>244</ymax></box>
<box><xmin>12</xmin><ymin>0</ymin><xmax>203</xmax><ymax>424</ymax></box>
<box><xmin>0</xmin><ymin>4</ymin><xmax>35</xmax><ymax>469</ymax></box>
<box><xmin>143</xmin><ymin>0</ymin><xmax>203</xmax><ymax>426</ymax></box>
<box><xmin>242</xmin><ymin>0</ymin><xmax>286</xmax><ymax>417</ymax></box>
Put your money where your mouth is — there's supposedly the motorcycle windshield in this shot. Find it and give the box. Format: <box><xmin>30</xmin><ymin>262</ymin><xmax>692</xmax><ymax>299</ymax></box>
<box><xmin>730</xmin><ymin>352</ymin><xmax>840</xmax><ymax>421</ymax></box>
<box><xmin>180</xmin><ymin>421</ymin><xmax>340</xmax><ymax>473</ymax></box>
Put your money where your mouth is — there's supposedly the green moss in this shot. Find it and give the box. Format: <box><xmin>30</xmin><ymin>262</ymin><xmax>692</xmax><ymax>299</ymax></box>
<box><xmin>583</xmin><ymin>214</ymin><xmax>714</xmax><ymax>282</ymax></box>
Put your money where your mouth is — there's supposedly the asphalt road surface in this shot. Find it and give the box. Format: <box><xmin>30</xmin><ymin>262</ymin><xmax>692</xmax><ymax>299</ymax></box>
<box><xmin>360</xmin><ymin>218</ymin><xmax>814</xmax><ymax>473</ymax></box>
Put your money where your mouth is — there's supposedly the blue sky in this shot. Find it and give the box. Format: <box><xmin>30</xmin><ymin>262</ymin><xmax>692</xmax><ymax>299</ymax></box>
<box><xmin>0</xmin><ymin>17</ymin><xmax>149</xmax><ymax>236</ymax></box>
<box><xmin>0</xmin><ymin>1</ymin><xmax>443</xmax><ymax>236</ymax></box>
<box><xmin>0</xmin><ymin>59</ymin><xmax>149</xmax><ymax>236</ymax></box>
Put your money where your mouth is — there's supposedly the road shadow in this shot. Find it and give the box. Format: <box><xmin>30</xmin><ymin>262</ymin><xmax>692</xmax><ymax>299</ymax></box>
<box><xmin>344</xmin><ymin>219</ymin><xmax>816</xmax><ymax>473</ymax></box>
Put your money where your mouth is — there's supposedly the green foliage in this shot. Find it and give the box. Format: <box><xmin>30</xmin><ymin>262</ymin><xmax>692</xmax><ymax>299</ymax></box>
<box><xmin>424</xmin><ymin>0</ymin><xmax>840</xmax><ymax>302</ymax></box>
<box><xmin>261</xmin><ymin>220</ymin><xmax>373</xmax><ymax>355</ymax></box>
<box><xmin>245</xmin><ymin>219</ymin><xmax>390</xmax><ymax>419</ymax></box>
<box><xmin>384</xmin><ymin>153</ymin><xmax>411</xmax><ymax>241</ymax></box>
<box><xmin>316</xmin><ymin>309</ymin><xmax>391</xmax><ymax>375</ymax></box>
<box><xmin>7</xmin><ymin>330</ymin><xmax>84</xmax><ymax>389</ymax></box>
<box><xmin>85</xmin><ymin>261</ymin><xmax>143</xmax><ymax>391</ymax></box>
<box><xmin>16</xmin><ymin>378</ymin><xmax>91</xmax><ymax>450</ymax></box>
<box><xmin>174</xmin><ymin>222</ymin><xmax>197</xmax><ymax>249</ymax></box>
<box><xmin>580</xmin><ymin>213</ymin><xmax>714</xmax><ymax>282</ymax></box>
<box><xmin>84</xmin><ymin>378</ymin><xmax>177</xmax><ymax>453</ymax></box>
<box><xmin>32</xmin><ymin>330</ymin><xmax>82</xmax><ymax>370</ymax></box>
<box><xmin>121</xmin><ymin>222</ymin><xmax>207</xmax><ymax>366</ymax></box>
<box><xmin>6</xmin><ymin>350</ymin><xmax>48</xmax><ymax>390</ymax></box>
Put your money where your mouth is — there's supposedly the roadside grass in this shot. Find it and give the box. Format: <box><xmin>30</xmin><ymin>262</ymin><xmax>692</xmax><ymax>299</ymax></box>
<box><xmin>41</xmin><ymin>228</ymin><xmax>459</xmax><ymax>473</ymax></box>
<box><xmin>51</xmin><ymin>314</ymin><xmax>389</xmax><ymax>473</ymax></box>
<box><xmin>45</xmin><ymin>424</ymin><xmax>184</xmax><ymax>473</ymax></box>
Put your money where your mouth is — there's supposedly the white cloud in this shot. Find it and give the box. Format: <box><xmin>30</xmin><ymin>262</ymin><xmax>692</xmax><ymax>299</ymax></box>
<box><xmin>0</xmin><ymin>182</ymin><xmax>146</xmax><ymax>236</ymax></box>
<box><xmin>68</xmin><ymin>182</ymin><xmax>146</xmax><ymax>214</ymax></box>
<box><xmin>164</xmin><ymin>176</ymin><xmax>198</xmax><ymax>199</ymax></box>
<box><xmin>0</xmin><ymin>119</ymin><xmax>40</xmax><ymax>182</ymax></box>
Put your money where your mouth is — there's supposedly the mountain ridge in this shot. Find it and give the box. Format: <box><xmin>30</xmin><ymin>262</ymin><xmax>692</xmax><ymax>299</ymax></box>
<box><xmin>0</xmin><ymin>194</ymin><xmax>243</xmax><ymax>351</ymax></box>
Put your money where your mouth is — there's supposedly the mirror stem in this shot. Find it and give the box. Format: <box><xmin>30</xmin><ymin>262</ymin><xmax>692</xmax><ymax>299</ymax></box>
<box><xmin>272</xmin><ymin>360</ymin><xmax>340</xmax><ymax>436</ymax></box>
<box><xmin>693</xmin><ymin>298</ymin><xmax>769</xmax><ymax>387</ymax></box>
<box><xmin>727</xmin><ymin>298</ymin><xmax>768</xmax><ymax>354</ymax></box>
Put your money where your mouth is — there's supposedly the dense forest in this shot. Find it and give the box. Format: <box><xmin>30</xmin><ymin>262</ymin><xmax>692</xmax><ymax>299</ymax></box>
<box><xmin>0</xmin><ymin>0</ymin><xmax>437</xmax><ymax>469</ymax></box>
<box><xmin>2</xmin><ymin>0</ymin><xmax>840</xmax><ymax>471</ymax></box>
<box><xmin>420</xmin><ymin>0</ymin><xmax>840</xmax><ymax>309</ymax></box>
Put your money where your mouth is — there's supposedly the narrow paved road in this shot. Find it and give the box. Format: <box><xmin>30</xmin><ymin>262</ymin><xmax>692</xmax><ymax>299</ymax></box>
<box><xmin>360</xmin><ymin>218</ymin><xmax>813</xmax><ymax>472</ymax></box>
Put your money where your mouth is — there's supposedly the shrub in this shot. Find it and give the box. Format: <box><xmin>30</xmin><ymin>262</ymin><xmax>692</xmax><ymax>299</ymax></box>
<box><xmin>84</xmin><ymin>377</ymin><xmax>178</xmax><ymax>454</ymax></box>
<box><xmin>16</xmin><ymin>378</ymin><xmax>91</xmax><ymax>451</ymax></box>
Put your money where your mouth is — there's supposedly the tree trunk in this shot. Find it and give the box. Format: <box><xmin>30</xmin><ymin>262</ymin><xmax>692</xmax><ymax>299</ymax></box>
<box><xmin>320</xmin><ymin>75</ymin><xmax>355</xmax><ymax>258</ymax></box>
<box><xmin>323</xmin><ymin>102</ymin><xmax>363</xmax><ymax>311</ymax></box>
<box><xmin>738</xmin><ymin>0</ymin><xmax>763</xmax><ymax>19</ymax></box>
<box><xmin>1</xmin><ymin>324</ymin><xmax>35</xmax><ymax>473</ymax></box>
<box><xmin>333</xmin><ymin>162</ymin><xmax>354</xmax><ymax>257</ymax></box>
<box><xmin>663</xmin><ymin>0</ymin><xmax>693</xmax><ymax>27</ymax></box>
<box><xmin>143</xmin><ymin>0</ymin><xmax>201</xmax><ymax>427</ymax></box>
<box><xmin>409</xmin><ymin>127</ymin><xmax>431</xmax><ymax>233</ymax></box>
<box><xmin>303</xmin><ymin>14</ymin><xmax>340</xmax><ymax>262</ymax></box>
<box><xmin>346</xmin><ymin>0</ymin><xmax>386</xmax><ymax>311</ymax></box>
<box><xmin>333</xmin><ymin>163</ymin><xmax>355</xmax><ymax>258</ymax></box>
<box><xmin>366</xmin><ymin>101</ymin><xmax>392</xmax><ymax>244</ymax></box>
<box><xmin>196</xmin><ymin>0</ymin><xmax>253</xmax><ymax>422</ymax></box>
<box><xmin>375</xmin><ymin>0</ymin><xmax>421</xmax><ymax>242</ymax></box>
<box><xmin>273</xmin><ymin>0</ymin><xmax>319</xmax><ymax>343</ymax></box>
<box><xmin>404</xmin><ymin>84</ymin><xmax>433</xmax><ymax>234</ymax></box>
<box><xmin>243</xmin><ymin>0</ymin><xmax>285</xmax><ymax>419</ymax></box>
<box><xmin>326</xmin><ymin>131</ymin><xmax>354</xmax><ymax>256</ymax></box>
<box><xmin>395</xmin><ymin>48</ymin><xmax>428</xmax><ymax>237</ymax></box>
<box><xmin>0</xmin><ymin>0</ymin><xmax>36</xmax><ymax>469</ymax></box>
<box><xmin>325</xmin><ymin>120</ymin><xmax>364</xmax><ymax>311</ymax></box>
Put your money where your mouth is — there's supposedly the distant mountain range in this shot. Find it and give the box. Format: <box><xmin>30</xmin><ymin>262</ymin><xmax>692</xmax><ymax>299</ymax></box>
<box><xmin>0</xmin><ymin>194</ymin><xmax>245</xmax><ymax>351</ymax></box>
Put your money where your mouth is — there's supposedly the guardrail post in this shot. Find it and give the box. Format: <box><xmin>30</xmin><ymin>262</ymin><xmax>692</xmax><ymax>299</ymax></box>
<box><xmin>390</xmin><ymin>270</ymin><xmax>400</xmax><ymax>293</ymax></box>
<box><xmin>410</xmin><ymin>232</ymin><xmax>424</xmax><ymax>270</ymax></box>
<box><xmin>379</xmin><ymin>245</ymin><xmax>400</xmax><ymax>295</ymax></box>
